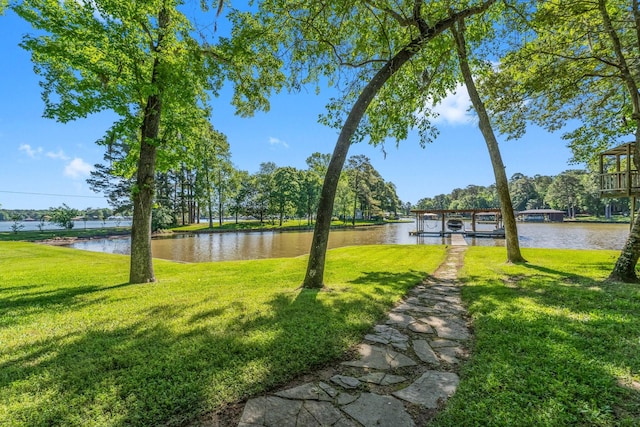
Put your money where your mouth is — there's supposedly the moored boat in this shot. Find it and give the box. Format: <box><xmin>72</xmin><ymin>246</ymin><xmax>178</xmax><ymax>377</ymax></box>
<box><xmin>446</xmin><ymin>218</ymin><xmax>464</xmax><ymax>231</ymax></box>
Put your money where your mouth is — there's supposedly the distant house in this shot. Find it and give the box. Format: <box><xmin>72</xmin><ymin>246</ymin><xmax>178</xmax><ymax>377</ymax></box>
<box><xmin>517</xmin><ymin>209</ymin><xmax>565</xmax><ymax>222</ymax></box>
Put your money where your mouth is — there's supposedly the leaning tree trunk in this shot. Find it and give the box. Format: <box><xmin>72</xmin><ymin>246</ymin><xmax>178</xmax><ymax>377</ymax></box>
<box><xmin>303</xmin><ymin>1</ymin><xmax>496</xmax><ymax>288</ymax></box>
<box><xmin>451</xmin><ymin>19</ymin><xmax>525</xmax><ymax>263</ymax></box>
<box><xmin>304</xmin><ymin>46</ymin><xmax>422</xmax><ymax>288</ymax></box>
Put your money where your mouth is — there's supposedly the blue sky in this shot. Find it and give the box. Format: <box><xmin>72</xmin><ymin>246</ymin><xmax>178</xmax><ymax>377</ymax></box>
<box><xmin>0</xmin><ymin>8</ymin><xmax>580</xmax><ymax>210</ymax></box>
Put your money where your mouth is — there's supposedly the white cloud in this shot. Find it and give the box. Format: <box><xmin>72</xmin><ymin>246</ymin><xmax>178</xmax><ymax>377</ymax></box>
<box><xmin>430</xmin><ymin>85</ymin><xmax>474</xmax><ymax>125</ymax></box>
<box><xmin>19</xmin><ymin>144</ymin><xmax>43</xmax><ymax>158</ymax></box>
<box><xmin>46</xmin><ymin>149</ymin><xmax>70</xmax><ymax>160</ymax></box>
<box><xmin>64</xmin><ymin>157</ymin><xmax>93</xmax><ymax>179</ymax></box>
<box><xmin>269</xmin><ymin>136</ymin><xmax>289</xmax><ymax>149</ymax></box>
<box><xmin>418</xmin><ymin>84</ymin><xmax>475</xmax><ymax>126</ymax></box>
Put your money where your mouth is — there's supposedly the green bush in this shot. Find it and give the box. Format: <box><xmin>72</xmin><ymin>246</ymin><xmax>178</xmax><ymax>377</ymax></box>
<box><xmin>49</xmin><ymin>204</ymin><xmax>79</xmax><ymax>229</ymax></box>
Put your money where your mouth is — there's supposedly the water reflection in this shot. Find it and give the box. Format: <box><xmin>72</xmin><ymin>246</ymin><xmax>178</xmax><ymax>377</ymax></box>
<box><xmin>67</xmin><ymin>221</ymin><xmax>630</xmax><ymax>263</ymax></box>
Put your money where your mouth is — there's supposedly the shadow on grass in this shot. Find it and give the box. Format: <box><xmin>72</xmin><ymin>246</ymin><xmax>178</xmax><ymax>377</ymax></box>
<box><xmin>0</xmin><ymin>282</ymin><xmax>133</xmax><ymax>328</ymax></box>
<box><xmin>1</xmin><ymin>270</ymin><xmax>428</xmax><ymax>427</ymax></box>
<box><xmin>441</xmin><ymin>264</ymin><xmax>640</xmax><ymax>426</ymax></box>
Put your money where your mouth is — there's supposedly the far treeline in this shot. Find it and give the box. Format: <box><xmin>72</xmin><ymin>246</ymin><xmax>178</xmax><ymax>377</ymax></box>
<box><xmin>89</xmin><ymin>144</ymin><xmax>403</xmax><ymax>230</ymax></box>
<box><xmin>415</xmin><ymin>170</ymin><xmax>630</xmax><ymax>219</ymax></box>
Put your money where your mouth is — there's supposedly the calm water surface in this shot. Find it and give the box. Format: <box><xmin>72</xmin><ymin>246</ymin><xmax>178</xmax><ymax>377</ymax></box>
<box><xmin>67</xmin><ymin>221</ymin><xmax>630</xmax><ymax>263</ymax></box>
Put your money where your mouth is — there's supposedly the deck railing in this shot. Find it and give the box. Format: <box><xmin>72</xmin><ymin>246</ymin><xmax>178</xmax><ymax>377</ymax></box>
<box><xmin>600</xmin><ymin>171</ymin><xmax>640</xmax><ymax>195</ymax></box>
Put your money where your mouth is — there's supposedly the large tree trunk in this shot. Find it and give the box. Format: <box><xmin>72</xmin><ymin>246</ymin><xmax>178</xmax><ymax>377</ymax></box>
<box><xmin>451</xmin><ymin>20</ymin><xmax>525</xmax><ymax>263</ymax></box>
<box><xmin>129</xmin><ymin>87</ymin><xmax>161</xmax><ymax>283</ymax></box>
<box><xmin>303</xmin><ymin>1</ymin><xmax>496</xmax><ymax>288</ymax></box>
<box><xmin>610</xmin><ymin>203</ymin><xmax>640</xmax><ymax>282</ymax></box>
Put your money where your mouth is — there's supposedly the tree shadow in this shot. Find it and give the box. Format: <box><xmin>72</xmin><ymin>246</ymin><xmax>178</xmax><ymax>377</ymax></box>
<box><xmin>0</xmin><ymin>282</ymin><xmax>133</xmax><ymax>328</ymax></box>
<box><xmin>2</xmin><ymin>268</ymin><xmax>432</xmax><ymax>426</ymax></box>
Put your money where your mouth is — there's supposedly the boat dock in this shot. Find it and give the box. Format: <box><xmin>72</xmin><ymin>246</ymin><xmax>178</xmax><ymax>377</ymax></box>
<box><xmin>409</xmin><ymin>208</ymin><xmax>505</xmax><ymax>239</ymax></box>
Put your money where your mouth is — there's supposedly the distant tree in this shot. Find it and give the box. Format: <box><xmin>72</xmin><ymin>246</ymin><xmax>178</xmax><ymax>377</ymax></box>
<box><xmin>334</xmin><ymin>175</ymin><xmax>351</xmax><ymax>223</ymax></box>
<box><xmin>380</xmin><ymin>182</ymin><xmax>401</xmax><ymax>218</ymax></box>
<box><xmin>346</xmin><ymin>155</ymin><xmax>372</xmax><ymax>224</ymax></box>
<box><xmin>37</xmin><ymin>215</ymin><xmax>47</xmax><ymax>231</ymax></box>
<box><xmin>577</xmin><ymin>172</ymin><xmax>605</xmax><ymax>216</ymax></box>
<box><xmin>509</xmin><ymin>174</ymin><xmax>537</xmax><ymax>212</ymax></box>
<box><xmin>192</xmin><ymin>125</ymin><xmax>231</xmax><ymax>228</ymax></box>
<box><xmin>545</xmin><ymin>171</ymin><xmax>585</xmax><ymax>218</ymax></box>
<box><xmin>528</xmin><ymin>175</ymin><xmax>553</xmax><ymax>209</ymax></box>
<box><xmin>298</xmin><ymin>169</ymin><xmax>322</xmax><ymax>225</ymax></box>
<box><xmin>229</xmin><ymin>170</ymin><xmax>251</xmax><ymax>224</ymax></box>
<box><xmin>252</xmin><ymin>162</ymin><xmax>277</xmax><ymax>223</ymax></box>
<box><xmin>49</xmin><ymin>204</ymin><xmax>79</xmax><ymax>230</ymax></box>
<box><xmin>10</xmin><ymin>214</ymin><xmax>24</xmax><ymax>234</ymax></box>
<box><xmin>271</xmin><ymin>167</ymin><xmax>301</xmax><ymax>226</ymax></box>
<box><xmin>300</xmin><ymin>153</ymin><xmax>331</xmax><ymax>225</ymax></box>
<box><xmin>403</xmin><ymin>201</ymin><xmax>412</xmax><ymax>216</ymax></box>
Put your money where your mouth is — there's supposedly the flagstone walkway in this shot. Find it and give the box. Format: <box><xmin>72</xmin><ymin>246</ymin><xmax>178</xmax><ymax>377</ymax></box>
<box><xmin>237</xmin><ymin>246</ymin><xmax>470</xmax><ymax>427</ymax></box>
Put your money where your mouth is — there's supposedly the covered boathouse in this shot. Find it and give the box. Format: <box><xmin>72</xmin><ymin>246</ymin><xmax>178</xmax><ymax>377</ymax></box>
<box><xmin>516</xmin><ymin>209</ymin><xmax>565</xmax><ymax>222</ymax></box>
<box><xmin>410</xmin><ymin>209</ymin><xmax>504</xmax><ymax>238</ymax></box>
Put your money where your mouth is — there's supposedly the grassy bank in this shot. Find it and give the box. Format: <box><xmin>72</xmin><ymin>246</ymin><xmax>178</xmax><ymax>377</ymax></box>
<box><xmin>432</xmin><ymin>247</ymin><xmax>640</xmax><ymax>426</ymax></box>
<box><xmin>0</xmin><ymin>242</ymin><xmax>445</xmax><ymax>426</ymax></box>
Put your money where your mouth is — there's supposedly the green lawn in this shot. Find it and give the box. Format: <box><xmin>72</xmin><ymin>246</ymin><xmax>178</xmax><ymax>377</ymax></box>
<box><xmin>0</xmin><ymin>242</ymin><xmax>445</xmax><ymax>427</ymax></box>
<box><xmin>432</xmin><ymin>247</ymin><xmax>640</xmax><ymax>426</ymax></box>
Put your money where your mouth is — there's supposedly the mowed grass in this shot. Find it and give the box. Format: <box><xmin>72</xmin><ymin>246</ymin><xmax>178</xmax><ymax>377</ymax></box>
<box><xmin>432</xmin><ymin>247</ymin><xmax>640</xmax><ymax>426</ymax></box>
<box><xmin>0</xmin><ymin>242</ymin><xmax>446</xmax><ymax>426</ymax></box>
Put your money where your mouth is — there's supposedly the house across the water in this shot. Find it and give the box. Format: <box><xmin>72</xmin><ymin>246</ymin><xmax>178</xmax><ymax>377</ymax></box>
<box><xmin>517</xmin><ymin>209</ymin><xmax>565</xmax><ymax>222</ymax></box>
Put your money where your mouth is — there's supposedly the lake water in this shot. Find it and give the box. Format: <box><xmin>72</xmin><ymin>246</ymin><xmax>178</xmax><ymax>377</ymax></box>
<box><xmin>65</xmin><ymin>220</ymin><xmax>630</xmax><ymax>263</ymax></box>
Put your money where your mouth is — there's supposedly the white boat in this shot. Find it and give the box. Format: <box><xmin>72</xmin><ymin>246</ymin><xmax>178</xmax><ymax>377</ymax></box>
<box><xmin>446</xmin><ymin>218</ymin><xmax>464</xmax><ymax>231</ymax></box>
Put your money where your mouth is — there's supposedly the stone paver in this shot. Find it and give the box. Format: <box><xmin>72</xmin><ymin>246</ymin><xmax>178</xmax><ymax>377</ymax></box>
<box><xmin>237</xmin><ymin>246</ymin><xmax>471</xmax><ymax>427</ymax></box>
<box><xmin>331</xmin><ymin>375</ymin><xmax>361</xmax><ymax>389</ymax></box>
<box><xmin>393</xmin><ymin>371</ymin><xmax>460</xmax><ymax>408</ymax></box>
<box><xmin>413</xmin><ymin>339</ymin><xmax>440</xmax><ymax>365</ymax></box>
<box><xmin>341</xmin><ymin>343</ymin><xmax>417</xmax><ymax>370</ymax></box>
<box><xmin>342</xmin><ymin>393</ymin><xmax>414</xmax><ymax>427</ymax></box>
<box><xmin>359</xmin><ymin>372</ymin><xmax>407</xmax><ymax>386</ymax></box>
<box><xmin>274</xmin><ymin>383</ymin><xmax>334</xmax><ymax>401</ymax></box>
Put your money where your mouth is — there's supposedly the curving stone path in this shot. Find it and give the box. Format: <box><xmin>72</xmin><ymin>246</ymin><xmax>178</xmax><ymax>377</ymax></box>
<box><xmin>238</xmin><ymin>246</ymin><xmax>470</xmax><ymax>427</ymax></box>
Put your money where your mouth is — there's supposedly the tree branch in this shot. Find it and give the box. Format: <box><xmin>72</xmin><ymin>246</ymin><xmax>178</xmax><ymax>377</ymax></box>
<box><xmin>362</xmin><ymin>0</ymin><xmax>414</xmax><ymax>27</ymax></box>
